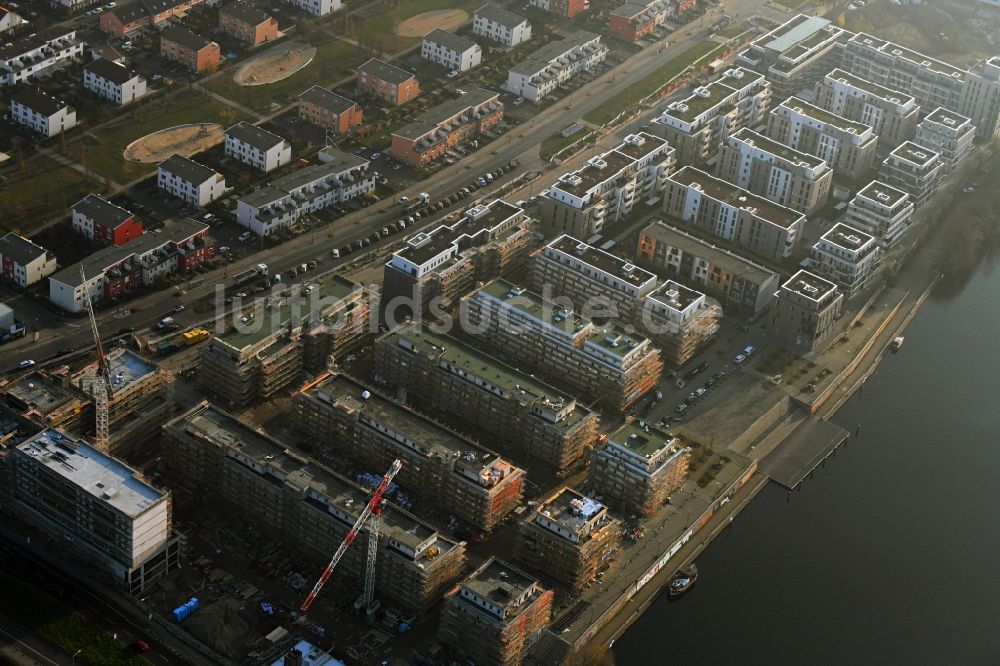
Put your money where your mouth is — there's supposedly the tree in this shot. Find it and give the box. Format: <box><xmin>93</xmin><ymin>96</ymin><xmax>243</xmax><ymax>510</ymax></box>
<box><xmin>218</xmin><ymin>107</ymin><xmax>239</xmax><ymax>128</ymax></box>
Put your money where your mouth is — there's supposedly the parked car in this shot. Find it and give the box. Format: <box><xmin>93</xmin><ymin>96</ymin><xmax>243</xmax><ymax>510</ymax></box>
<box><xmin>238</xmin><ymin>231</ymin><xmax>252</xmax><ymax>242</ymax></box>
<box><xmin>331</xmin><ymin>248</ymin><xmax>340</xmax><ymax>259</ymax></box>
<box><xmin>735</xmin><ymin>354</ymin><xmax>746</xmax><ymax>365</ymax></box>
<box><xmin>743</xmin><ymin>345</ymin><xmax>756</xmax><ymax>357</ymax></box>
<box><xmin>17</xmin><ymin>359</ymin><xmax>34</xmax><ymax>369</ymax></box>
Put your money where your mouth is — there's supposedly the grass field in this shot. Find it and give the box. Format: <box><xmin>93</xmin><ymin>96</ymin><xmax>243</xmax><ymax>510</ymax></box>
<box><xmin>3</xmin><ymin>573</ymin><xmax>145</xmax><ymax>666</ymax></box>
<box><xmin>204</xmin><ymin>39</ymin><xmax>367</xmax><ymax>112</ymax></box>
<box><xmin>584</xmin><ymin>42</ymin><xmax>725</xmax><ymax>125</ymax></box>
<box><xmin>79</xmin><ymin>89</ymin><xmax>244</xmax><ymax>183</ymax></box>
<box><xmin>772</xmin><ymin>0</ymin><xmax>803</xmax><ymax>8</ymax></box>
<box><xmin>1</xmin><ymin>157</ymin><xmax>98</xmax><ymax>235</ymax></box>
<box><xmin>540</xmin><ymin>129</ymin><xmax>594</xmax><ymax>162</ymax></box>
<box><xmin>361</xmin><ymin>0</ymin><xmax>482</xmax><ymax>51</ymax></box>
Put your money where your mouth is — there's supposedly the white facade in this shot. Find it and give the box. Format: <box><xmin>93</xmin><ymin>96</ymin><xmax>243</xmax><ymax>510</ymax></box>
<box><xmin>913</xmin><ymin>107</ymin><xmax>975</xmax><ymax>172</ymax></box>
<box><xmin>224</xmin><ymin>122</ymin><xmax>292</xmax><ymax>173</ymax></box>
<box><xmin>83</xmin><ymin>59</ymin><xmax>146</xmax><ymax>105</ymax></box>
<box><xmin>0</xmin><ymin>27</ymin><xmax>84</xmax><ymax>86</ymax></box>
<box><xmin>421</xmin><ymin>29</ymin><xmax>482</xmax><ymax>72</ymax></box>
<box><xmin>9</xmin><ymin>92</ymin><xmax>76</xmax><ymax>137</ymax></box>
<box><xmin>157</xmin><ymin>155</ymin><xmax>226</xmax><ymax>207</ymax></box>
<box><xmin>236</xmin><ymin>155</ymin><xmax>375</xmax><ymax>236</ymax></box>
<box><xmin>809</xmin><ymin>223</ymin><xmax>881</xmax><ymax>299</ymax></box>
<box><xmin>845</xmin><ymin>181</ymin><xmax>914</xmax><ymax>249</ymax></box>
<box><xmin>473</xmin><ymin>4</ymin><xmax>531</xmax><ymax>49</ymax></box>
<box><xmin>505</xmin><ymin>30</ymin><xmax>606</xmax><ymax>102</ymax></box>
<box><xmin>285</xmin><ymin>0</ymin><xmax>339</xmax><ymax>16</ymax></box>
<box><xmin>0</xmin><ymin>232</ymin><xmax>57</xmax><ymax>288</ymax></box>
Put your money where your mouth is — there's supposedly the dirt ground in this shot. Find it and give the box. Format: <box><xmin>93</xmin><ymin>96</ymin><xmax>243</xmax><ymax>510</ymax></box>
<box><xmin>123</xmin><ymin>123</ymin><xmax>223</xmax><ymax>163</ymax></box>
<box><xmin>234</xmin><ymin>42</ymin><xmax>316</xmax><ymax>86</ymax></box>
<box><xmin>394</xmin><ymin>9</ymin><xmax>469</xmax><ymax>37</ymax></box>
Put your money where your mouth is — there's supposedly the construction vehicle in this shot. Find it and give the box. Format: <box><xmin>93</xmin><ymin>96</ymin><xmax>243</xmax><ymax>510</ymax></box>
<box><xmin>300</xmin><ymin>458</ymin><xmax>403</xmax><ymax>614</ymax></box>
<box><xmin>182</xmin><ymin>328</ymin><xmax>210</xmax><ymax>345</ymax></box>
<box><xmin>233</xmin><ymin>263</ymin><xmax>268</xmax><ymax>287</ymax></box>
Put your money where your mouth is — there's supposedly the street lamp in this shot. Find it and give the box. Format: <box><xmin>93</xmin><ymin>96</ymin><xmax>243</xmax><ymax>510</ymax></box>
<box><xmin>72</xmin><ymin>649</ymin><xmax>81</xmax><ymax>665</ymax></box>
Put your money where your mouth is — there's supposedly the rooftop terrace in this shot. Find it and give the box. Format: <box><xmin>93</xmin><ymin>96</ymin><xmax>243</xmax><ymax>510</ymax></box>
<box><xmin>849</xmin><ymin>33</ymin><xmax>967</xmax><ymax>80</ymax></box>
<box><xmin>821</xmin><ymin>223</ymin><xmax>875</xmax><ymax>251</ymax></box>
<box><xmin>535</xmin><ymin>487</ymin><xmax>604</xmax><ymax>535</ymax></box>
<box><xmin>824</xmin><ymin>68</ymin><xmax>915</xmax><ymax>106</ymax></box>
<box><xmin>890</xmin><ymin>141</ymin><xmax>938</xmax><ymax>167</ymax></box>
<box><xmin>607</xmin><ymin>420</ymin><xmax>679</xmax><ymax>459</ymax></box>
<box><xmin>546</xmin><ymin>235</ymin><xmax>657</xmax><ymax>288</ymax></box>
<box><xmin>555</xmin><ymin>150</ymin><xmax>636</xmax><ymax>198</ymax></box>
<box><xmin>646</xmin><ymin>280</ymin><xmax>702</xmax><ymax>312</ymax></box>
<box><xmin>923</xmin><ymin>107</ymin><xmax>972</xmax><ymax>129</ymax></box>
<box><xmin>782</xmin><ymin>269</ymin><xmax>837</xmax><ymax>301</ymax></box>
<box><xmin>478</xmin><ymin>279</ymin><xmax>589</xmax><ymax>338</ymax></box>
<box><xmin>855</xmin><ymin>180</ymin><xmax>908</xmax><ymax>208</ymax></box>
<box><xmin>671</xmin><ymin>167</ymin><xmax>803</xmax><ymax>229</ymax></box>
<box><xmin>395</xmin><ymin>200</ymin><xmax>523</xmax><ymax>268</ymax></box>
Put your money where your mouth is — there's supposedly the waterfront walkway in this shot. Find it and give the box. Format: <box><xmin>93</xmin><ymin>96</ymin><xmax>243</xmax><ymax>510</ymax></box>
<box><xmin>759</xmin><ymin>416</ymin><xmax>850</xmax><ymax>489</ymax></box>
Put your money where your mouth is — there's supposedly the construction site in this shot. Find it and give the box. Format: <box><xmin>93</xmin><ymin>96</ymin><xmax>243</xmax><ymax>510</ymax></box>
<box><xmin>516</xmin><ymin>487</ymin><xmax>623</xmax><ymax>592</ymax></box>
<box><xmin>638</xmin><ymin>281</ymin><xmax>722</xmax><ymax>368</ymax></box>
<box><xmin>464</xmin><ymin>279</ymin><xmax>665</xmax><ymax>413</ymax></box>
<box><xmin>373</xmin><ymin>322</ymin><xmax>601</xmax><ymax>476</ymax></box>
<box><xmin>293</xmin><ymin>372</ymin><xmax>525</xmax><ymax>533</ymax></box>
<box><xmin>438</xmin><ymin>558</ymin><xmax>554</xmax><ymax>666</ymax></box>
<box><xmin>0</xmin><ymin>368</ymin><xmax>92</xmax><ymax>435</ymax></box>
<box><xmin>199</xmin><ymin>276</ymin><xmax>370</xmax><ymax>407</ymax></box>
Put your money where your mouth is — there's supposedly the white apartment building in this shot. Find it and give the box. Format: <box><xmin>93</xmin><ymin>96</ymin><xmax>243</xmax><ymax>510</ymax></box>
<box><xmin>913</xmin><ymin>107</ymin><xmax>975</xmax><ymax>172</ymax></box>
<box><xmin>9</xmin><ymin>88</ymin><xmax>76</xmax><ymax>137</ymax></box>
<box><xmin>83</xmin><ymin>57</ymin><xmax>146</xmax><ymax>105</ymax></box>
<box><xmin>236</xmin><ymin>149</ymin><xmax>374</xmax><ymax>236</ymax></box>
<box><xmin>9</xmin><ymin>428</ymin><xmax>177</xmax><ymax>592</ymax></box>
<box><xmin>809</xmin><ymin>222</ymin><xmax>881</xmax><ymax>299</ymax></box>
<box><xmin>651</xmin><ymin>66</ymin><xmax>771</xmax><ymax>164</ymax></box>
<box><xmin>157</xmin><ymin>154</ymin><xmax>226</xmax><ymax>207</ymax></box>
<box><xmin>878</xmin><ymin>140</ymin><xmax>943</xmax><ymax>208</ymax></box>
<box><xmin>505</xmin><ymin>30</ymin><xmax>606</xmax><ymax>102</ymax></box>
<box><xmin>716</xmin><ymin>128</ymin><xmax>833</xmax><ymax>215</ymax></box>
<box><xmin>540</xmin><ymin>131</ymin><xmax>675</xmax><ymax>238</ymax></box>
<box><xmin>663</xmin><ymin>166</ymin><xmax>805</xmax><ymax>262</ymax></box>
<box><xmin>845</xmin><ymin>180</ymin><xmax>914</xmax><ymax>248</ymax></box>
<box><xmin>766</xmin><ymin>96</ymin><xmax>879</xmax><ymax>181</ymax></box>
<box><xmin>473</xmin><ymin>3</ymin><xmax>531</xmax><ymax>49</ymax></box>
<box><xmin>813</xmin><ymin>68</ymin><xmax>919</xmax><ymax>147</ymax></box>
<box><xmin>737</xmin><ymin>14</ymin><xmax>850</xmax><ymax>98</ymax></box>
<box><xmin>0</xmin><ymin>26</ymin><xmax>84</xmax><ymax>86</ymax></box>
<box><xmin>421</xmin><ymin>29</ymin><xmax>482</xmax><ymax>72</ymax></box>
<box><xmin>224</xmin><ymin>121</ymin><xmax>292</xmax><ymax>173</ymax></box>
<box><xmin>285</xmin><ymin>0</ymin><xmax>340</xmax><ymax>16</ymax></box>
<box><xmin>0</xmin><ymin>232</ymin><xmax>57</xmax><ymax>287</ymax></box>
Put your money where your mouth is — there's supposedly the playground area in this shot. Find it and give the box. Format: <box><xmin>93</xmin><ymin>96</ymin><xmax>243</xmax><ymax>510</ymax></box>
<box><xmin>123</xmin><ymin>123</ymin><xmax>223</xmax><ymax>163</ymax></box>
<box><xmin>394</xmin><ymin>9</ymin><xmax>469</xmax><ymax>37</ymax></box>
<box><xmin>233</xmin><ymin>42</ymin><xmax>316</xmax><ymax>86</ymax></box>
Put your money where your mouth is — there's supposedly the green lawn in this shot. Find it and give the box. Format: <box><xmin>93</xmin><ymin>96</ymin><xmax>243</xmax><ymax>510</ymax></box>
<box><xmin>540</xmin><ymin>130</ymin><xmax>594</xmax><ymax>162</ymax></box>
<box><xmin>360</xmin><ymin>0</ymin><xmax>483</xmax><ymax>52</ymax></box>
<box><xmin>717</xmin><ymin>24</ymin><xmax>747</xmax><ymax>38</ymax></box>
<box><xmin>584</xmin><ymin>42</ymin><xmax>726</xmax><ymax>125</ymax></box>
<box><xmin>772</xmin><ymin>0</ymin><xmax>803</xmax><ymax>8</ymax></box>
<box><xmin>79</xmin><ymin>89</ymin><xmax>245</xmax><ymax>183</ymax></box>
<box><xmin>1</xmin><ymin>157</ymin><xmax>99</xmax><ymax>234</ymax></box>
<box><xmin>2</xmin><ymin>573</ymin><xmax>146</xmax><ymax>666</ymax></box>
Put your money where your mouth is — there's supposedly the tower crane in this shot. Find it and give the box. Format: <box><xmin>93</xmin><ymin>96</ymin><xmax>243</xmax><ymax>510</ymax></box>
<box><xmin>299</xmin><ymin>458</ymin><xmax>403</xmax><ymax>614</ymax></box>
<box><xmin>80</xmin><ymin>267</ymin><xmax>114</xmax><ymax>452</ymax></box>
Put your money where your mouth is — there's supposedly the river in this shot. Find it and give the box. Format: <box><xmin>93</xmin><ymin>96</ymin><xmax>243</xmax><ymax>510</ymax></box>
<box><xmin>613</xmin><ymin>262</ymin><xmax>1000</xmax><ymax>664</ymax></box>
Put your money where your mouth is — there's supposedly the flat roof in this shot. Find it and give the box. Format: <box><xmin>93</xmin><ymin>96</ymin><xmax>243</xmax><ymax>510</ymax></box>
<box><xmin>383</xmin><ymin>324</ymin><xmax>589</xmax><ymax>427</ymax></box>
<box><xmin>479</xmin><ymin>279</ymin><xmax>589</xmax><ymax>338</ymax></box>
<box><xmin>613</xmin><ymin>132</ymin><xmax>669</xmax><ymax>161</ymax></box>
<box><xmin>174</xmin><ymin>404</ymin><xmax>451</xmax><ymax>554</ymax></box>
<box><xmin>555</xmin><ymin>149</ymin><xmax>636</xmax><ymax>197</ymax></box>
<box><xmin>760</xmin><ymin>14</ymin><xmax>831</xmax><ymax>54</ymax></box>
<box><xmin>74</xmin><ymin>348</ymin><xmax>158</xmax><ymax>398</ymax></box>
<box><xmin>781</xmin><ymin>269</ymin><xmax>837</xmax><ymax>300</ymax></box>
<box><xmin>646</xmin><ymin>280</ymin><xmax>702</xmax><ymax>312</ymax></box>
<box><xmin>608</xmin><ymin>420</ymin><xmax>677</xmax><ymax>458</ymax></box>
<box><xmin>890</xmin><ymin>141</ymin><xmax>938</xmax><ymax>167</ymax></box>
<box><xmin>665</xmin><ymin>79</ymin><xmax>738</xmax><ymax>124</ymax></box>
<box><xmin>216</xmin><ymin>274</ymin><xmax>359</xmax><ymax>350</ymax></box>
<box><xmin>824</xmin><ymin>68</ymin><xmax>915</xmax><ymax>106</ymax></box>
<box><xmin>779</xmin><ymin>96</ymin><xmax>872</xmax><ymax>134</ymax></box>
<box><xmin>547</xmin><ymin>235</ymin><xmax>656</xmax><ymax>288</ymax></box>
<box><xmin>923</xmin><ymin>106</ymin><xmax>972</xmax><ymax>129</ymax></box>
<box><xmin>535</xmin><ymin>486</ymin><xmax>603</xmax><ymax>534</ymax></box>
<box><xmin>670</xmin><ymin>166</ymin><xmax>803</xmax><ymax>229</ymax></box>
<box><xmin>462</xmin><ymin>557</ymin><xmax>539</xmax><ymax>609</ymax></box>
<box><xmin>855</xmin><ymin>180</ymin><xmax>908</xmax><ymax>207</ymax></box>
<box><xmin>640</xmin><ymin>221</ymin><xmax>778</xmax><ymax>284</ymax></box>
<box><xmin>820</xmin><ymin>222</ymin><xmax>874</xmax><ymax>251</ymax></box>
<box><xmin>585</xmin><ymin>322</ymin><xmax>647</xmax><ymax>357</ymax></box>
<box><xmin>730</xmin><ymin>128</ymin><xmax>826</xmax><ymax>169</ymax></box>
<box><xmin>395</xmin><ymin>199</ymin><xmax>521</xmax><ymax>267</ymax></box>
<box><xmin>849</xmin><ymin>32</ymin><xmax>967</xmax><ymax>80</ymax></box>
<box><xmin>3</xmin><ymin>371</ymin><xmax>80</xmax><ymax>415</ymax></box>
<box><xmin>18</xmin><ymin>428</ymin><xmax>164</xmax><ymax>517</ymax></box>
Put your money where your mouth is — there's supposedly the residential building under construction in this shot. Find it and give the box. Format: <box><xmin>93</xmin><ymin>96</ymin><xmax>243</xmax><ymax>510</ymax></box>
<box><xmin>439</xmin><ymin>557</ymin><xmax>553</xmax><ymax>666</ymax></box>
<box><xmin>638</xmin><ymin>280</ymin><xmax>721</xmax><ymax>367</ymax></box>
<box><xmin>0</xmin><ymin>369</ymin><xmax>91</xmax><ymax>435</ymax></box>
<box><xmin>590</xmin><ymin>420</ymin><xmax>690</xmax><ymax>517</ymax></box>
<box><xmin>72</xmin><ymin>348</ymin><xmax>173</xmax><ymax>459</ymax></box>
<box><xmin>199</xmin><ymin>275</ymin><xmax>369</xmax><ymax>407</ymax></box>
<box><xmin>381</xmin><ymin>199</ymin><xmax>539</xmax><ymax>322</ymax></box>
<box><xmin>515</xmin><ymin>487</ymin><xmax>622</xmax><ymax>591</ymax></box>
<box><xmin>464</xmin><ymin>279</ymin><xmax>663</xmax><ymax>412</ymax></box>
<box><xmin>374</xmin><ymin>323</ymin><xmax>600</xmax><ymax>475</ymax></box>
<box><xmin>162</xmin><ymin>402</ymin><xmax>465</xmax><ymax>611</ymax></box>
<box><xmin>293</xmin><ymin>372</ymin><xmax>525</xmax><ymax>532</ymax></box>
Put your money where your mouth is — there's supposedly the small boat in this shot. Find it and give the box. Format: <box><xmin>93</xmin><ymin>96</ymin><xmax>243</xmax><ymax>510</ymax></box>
<box><xmin>668</xmin><ymin>563</ymin><xmax>698</xmax><ymax>598</ymax></box>
<box><xmin>891</xmin><ymin>336</ymin><xmax>905</xmax><ymax>352</ymax></box>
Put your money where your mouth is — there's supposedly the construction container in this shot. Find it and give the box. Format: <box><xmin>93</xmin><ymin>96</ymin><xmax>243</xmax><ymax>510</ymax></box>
<box><xmin>182</xmin><ymin>329</ymin><xmax>210</xmax><ymax>345</ymax></box>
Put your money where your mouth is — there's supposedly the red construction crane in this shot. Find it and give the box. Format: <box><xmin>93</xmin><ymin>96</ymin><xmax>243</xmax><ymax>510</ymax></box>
<box><xmin>299</xmin><ymin>458</ymin><xmax>403</xmax><ymax>613</ymax></box>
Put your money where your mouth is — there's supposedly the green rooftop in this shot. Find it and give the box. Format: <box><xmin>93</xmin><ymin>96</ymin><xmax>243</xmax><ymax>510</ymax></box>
<box><xmin>479</xmin><ymin>279</ymin><xmax>589</xmax><ymax>338</ymax></box>
<box><xmin>608</xmin><ymin>420</ymin><xmax>677</xmax><ymax>458</ymax></box>
<box><xmin>217</xmin><ymin>274</ymin><xmax>359</xmax><ymax>351</ymax></box>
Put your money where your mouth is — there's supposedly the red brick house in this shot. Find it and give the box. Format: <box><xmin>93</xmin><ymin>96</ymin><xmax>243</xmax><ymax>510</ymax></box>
<box><xmin>160</xmin><ymin>26</ymin><xmax>220</xmax><ymax>73</ymax></box>
<box><xmin>100</xmin><ymin>0</ymin><xmax>207</xmax><ymax>38</ymax></box>
<box><xmin>71</xmin><ymin>195</ymin><xmax>144</xmax><ymax>248</ymax></box>
<box><xmin>298</xmin><ymin>86</ymin><xmax>363</xmax><ymax>133</ymax></box>
<box><xmin>357</xmin><ymin>58</ymin><xmax>420</xmax><ymax>106</ymax></box>
<box><xmin>219</xmin><ymin>2</ymin><xmax>279</xmax><ymax>46</ymax></box>
<box><xmin>390</xmin><ymin>87</ymin><xmax>503</xmax><ymax>167</ymax></box>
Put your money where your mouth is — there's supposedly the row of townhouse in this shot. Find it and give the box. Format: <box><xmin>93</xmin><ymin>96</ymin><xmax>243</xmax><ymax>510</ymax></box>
<box><xmin>48</xmin><ymin>217</ymin><xmax>214</xmax><ymax>312</ymax></box>
<box><xmin>100</xmin><ymin>0</ymin><xmax>208</xmax><ymax>37</ymax></box>
<box><xmin>357</xmin><ymin>57</ymin><xmax>419</xmax><ymax>106</ymax></box>
<box><xmin>285</xmin><ymin>0</ymin><xmax>341</xmax><ymax>16</ymax></box>
<box><xmin>539</xmin><ymin>131</ymin><xmax>675</xmax><ymax>239</ymax></box>
<box><xmin>473</xmin><ymin>3</ymin><xmax>531</xmax><ymax>50</ymax></box>
<box><xmin>421</xmin><ymin>28</ymin><xmax>481</xmax><ymax>72</ymax></box>
<box><xmin>157</xmin><ymin>154</ymin><xmax>226</xmax><ymax>206</ymax></box>
<box><xmin>224</xmin><ymin>121</ymin><xmax>291</xmax><ymax>172</ymax></box>
<box><xmin>8</xmin><ymin>87</ymin><xmax>76</xmax><ymax>137</ymax></box>
<box><xmin>0</xmin><ymin>232</ymin><xmax>57</xmax><ymax>287</ymax></box>
<box><xmin>0</xmin><ymin>26</ymin><xmax>84</xmax><ymax>86</ymax></box>
<box><xmin>218</xmin><ymin>2</ymin><xmax>278</xmax><ymax>46</ymax></box>
<box><xmin>608</xmin><ymin>0</ymin><xmax>695</xmax><ymax>42</ymax></box>
<box><xmin>236</xmin><ymin>148</ymin><xmax>375</xmax><ymax>236</ymax></box>
<box><xmin>83</xmin><ymin>57</ymin><xmax>146</xmax><ymax>105</ymax></box>
<box><xmin>298</xmin><ymin>85</ymin><xmax>363</xmax><ymax>133</ymax></box>
<box><xmin>159</xmin><ymin>25</ymin><xmax>219</xmax><ymax>72</ymax></box>
<box><xmin>71</xmin><ymin>194</ymin><xmax>144</xmax><ymax>247</ymax></box>
<box><xmin>505</xmin><ymin>30</ymin><xmax>607</xmax><ymax>103</ymax></box>
<box><xmin>528</xmin><ymin>0</ymin><xmax>586</xmax><ymax>18</ymax></box>
<box><xmin>390</xmin><ymin>86</ymin><xmax>503</xmax><ymax>166</ymax></box>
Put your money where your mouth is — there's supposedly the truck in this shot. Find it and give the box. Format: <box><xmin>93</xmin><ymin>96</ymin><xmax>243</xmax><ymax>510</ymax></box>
<box><xmin>0</xmin><ymin>321</ymin><xmax>26</xmax><ymax>345</ymax></box>
<box><xmin>157</xmin><ymin>341</ymin><xmax>181</xmax><ymax>356</ymax></box>
<box><xmin>233</xmin><ymin>263</ymin><xmax>268</xmax><ymax>287</ymax></box>
<box><xmin>418</xmin><ymin>192</ymin><xmax>431</xmax><ymax>204</ymax></box>
<box><xmin>182</xmin><ymin>328</ymin><xmax>210</xmax><ymax>345</ymax></box>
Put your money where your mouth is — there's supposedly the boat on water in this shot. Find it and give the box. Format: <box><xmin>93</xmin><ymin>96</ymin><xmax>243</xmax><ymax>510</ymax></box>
<box><xmin>668</xmin><ymin>563</ymin><xmax>698</xmax><ymax>598</ymax></box>
<box><xmin>891</xmin><ymin>336</ymin><xmax>905</xmax><ymax>352</ymax></box>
